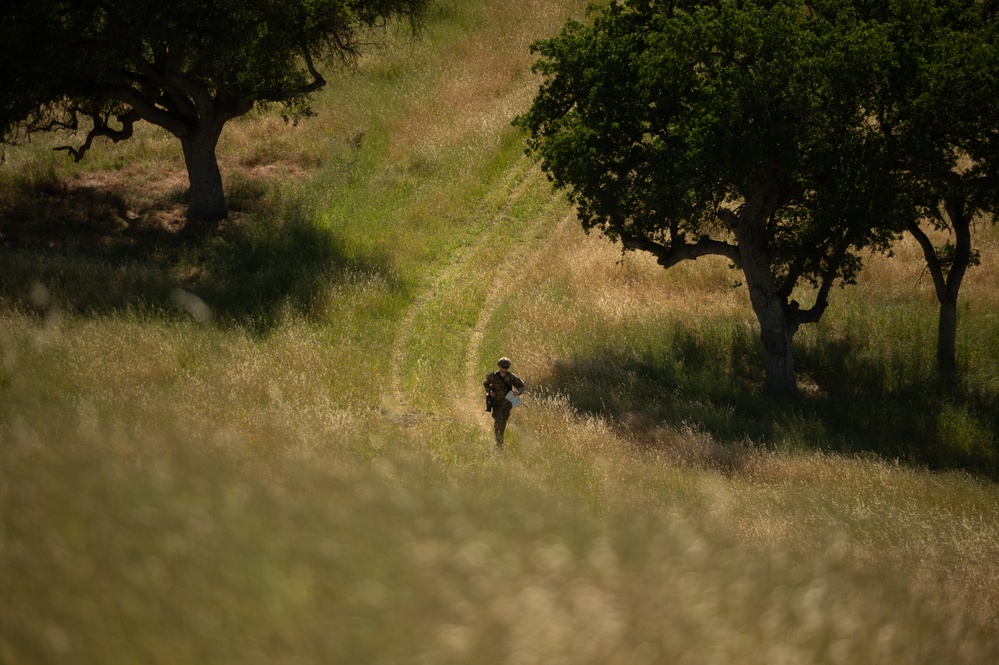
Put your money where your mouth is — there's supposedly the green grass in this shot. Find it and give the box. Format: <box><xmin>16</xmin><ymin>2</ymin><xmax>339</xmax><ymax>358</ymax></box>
<box><xmin>2</xmin><ymin>0</ymin><xmax>999</xmax><ymax>662</ymax></box>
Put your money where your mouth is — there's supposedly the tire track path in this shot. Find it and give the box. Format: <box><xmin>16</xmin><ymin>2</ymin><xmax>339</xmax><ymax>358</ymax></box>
<box><xmin>459</xmin><ymin>210</ymin><xmax>576</xmax><ymax>433</ymax></box>
<box><xmin>389</xmin><ymin>162</ymin><xmax>534</xmax><ymax>422</ymax></box>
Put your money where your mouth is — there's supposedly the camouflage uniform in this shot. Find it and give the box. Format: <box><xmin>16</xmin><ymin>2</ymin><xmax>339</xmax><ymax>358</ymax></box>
<box><xmin>484</xmin><ymin>360</ymin><xmax>525</xmax><ymax>447</ymax></box>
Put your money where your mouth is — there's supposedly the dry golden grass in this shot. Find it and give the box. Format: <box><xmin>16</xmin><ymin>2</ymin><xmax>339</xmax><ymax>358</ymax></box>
<box><xmin>571</xmin><ymin>232</ymin><xmax>749</xmax><ymax>323</ymax></box>
<box><xmin>382</xmin><ymin>0</ymin><xmax>589</xmax><ymax>163</ymax></box>
<box><xmin>221</xmin><ymin>113</ymin><xmax>327</xmax><ymax>171</ymax></box>
<box><xmin>510</xmin><ymin>386</ymin><xmax>999</xmax><ymax>633</ymax></box>
<box><xmin>859</xmin><ymin>217</ymin><xmax>999</xmax><ymax>306</ymax></box>
<box><xmin>0</xmin><ymin>310</ymin><xmax>381</xmax><ymax>473</ymax></box>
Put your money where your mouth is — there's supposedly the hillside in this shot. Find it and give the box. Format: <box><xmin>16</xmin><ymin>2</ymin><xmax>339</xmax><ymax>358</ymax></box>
<box><xmin>2</xmin><ymin>1</ymin><xmax>998</xmax><ymax>662</ymax></box>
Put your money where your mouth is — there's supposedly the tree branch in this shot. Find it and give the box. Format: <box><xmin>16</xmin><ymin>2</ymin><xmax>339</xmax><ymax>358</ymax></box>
<box><xmin>128</xmin><ymin>54</ymin><xmax>204</xmax><ymax>120</ymax></box>
<box><xmin>776</xmin><ymin>264</ymin><xmax>803</xmax><ymax>301</ymax></box>
<box><xmin>787</xmin><ymin>274</ymin><xmax>832</xmax><ymax>329</ymax></box>
<box><xmin>54</xmin><ymin>108</ymin><xmax>141</xmax><ymax>162</ymax></box>
<box><xmin>619</xmin><ymin>230</ymin><xmax>740</xmax><ymax>268</ymax></box>
<box><xmin>110</xmin><ymin>86</ymin><xmax>191</xmax><ymax>136</ymax></box>
<box><xmin>785</xmin><ymin>231</ymin><xmax>853</xmax><ymax>329</ymax></box>
<box><xmin>908</xmin><ymin>219</ymin><xmax>948</xmax><ymax>301</ymax></box>
<box><xmin>301</xmin><ymin>47</ymin><xmax>328</xmax><ymax>94</ymax></box>
<box><xmin>717</xmin><ymin>207</ymin><xmax>738</xmax><ymax>228</ymax></box>
<box><xmin>943</xmin><ymin>197</ymin><xmax>973</xmax><ymax>301</ymax></box>
<box><xmin>24</xmin><ymin>106</ymin><xmax>82</xmax><ymax>135</ymax></box>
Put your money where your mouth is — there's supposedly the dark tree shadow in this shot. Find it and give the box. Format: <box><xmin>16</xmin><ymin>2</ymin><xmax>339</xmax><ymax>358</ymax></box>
<box><xmin>0</xmin><ymin>175</ymin><xmax>398</xmax><ymax>334</ymax></box>
<box><xmin>187</xmin><ymin>204</ymin><xmax>398</xmax><ymax>334</ymax></box>
<box><xmin>532</xmin><ymin>328</ymin><xmax>999</xmax><ymax>480</ymax></box>
<box><xmin>797</xmin><ymin>339</ymin><xmax>999</xmax><ymax>479</ymax></box>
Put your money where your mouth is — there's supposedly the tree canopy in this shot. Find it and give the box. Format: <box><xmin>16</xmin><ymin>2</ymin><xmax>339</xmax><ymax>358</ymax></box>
<box><xmin>516</xmin><ymin>0</ymin><xmax>918</xmax><ymax>395</ymax></box>
<box><xmin>0</xmin><ymin>0</ymin><xmax>427</xmax><ymax>226</ymax></box>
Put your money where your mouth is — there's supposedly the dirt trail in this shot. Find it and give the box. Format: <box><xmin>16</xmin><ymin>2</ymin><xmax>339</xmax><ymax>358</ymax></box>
<box><xmin>389</xmin><ymin>162</ymin><xmax>535</xmax><ymax>421</ymax></box>
<box><xmin>459</xmin><ymin>210</ymin><xmax>576</xmax><ymax>432</ymax></box>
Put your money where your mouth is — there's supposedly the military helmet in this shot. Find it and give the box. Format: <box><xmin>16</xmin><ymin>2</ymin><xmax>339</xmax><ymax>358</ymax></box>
<box><xmin>498</xmin><ymin>357</ymin><xmax>511</xmax><ymax>368</ymax></box>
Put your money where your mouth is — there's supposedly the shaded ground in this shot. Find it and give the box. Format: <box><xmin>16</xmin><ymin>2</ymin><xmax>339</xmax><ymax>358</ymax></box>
<box><xmin>532</xmin><ymin>335</ymin><xmax>999</xmax><ymax>480</ymax></box>
<box><xmin>0</xmin><ymin>165</ymin><xmax>189</xmax><ymax>252</ymax></box>
<box><xmin>0</xmin><ymin>158</ymin><xmax>310</xmax><ymax>249</ymax></box>
<box><xmin>0</xmin><ymin>160</ymin><xmax>391</xmax><ymax>334</ymax></box>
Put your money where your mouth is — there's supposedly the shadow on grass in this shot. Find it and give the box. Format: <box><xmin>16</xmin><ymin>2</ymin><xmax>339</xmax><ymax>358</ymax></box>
<box><xmin>0</xmin><ymin>181</ymin><xmax>397</xmax><ymax>335</ymax></box>
<box><xmin>532</xmin><ymin>327</ymin><xmax>999</xmax><ymax>480</ymax></box>
<box><xmin>190</xmin><ymin>203</ymin><xmax>398</xmax><ymax>333</ymax></box>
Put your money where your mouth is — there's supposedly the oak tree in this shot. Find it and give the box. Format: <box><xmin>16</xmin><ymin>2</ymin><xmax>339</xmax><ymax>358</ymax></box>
<box><xmin>516</xmin><ymin>0</ymin><xmax>907</xmax><ymax>395</ymax></box>
<box><xmin>862</xmin><ymin>0</ymin><xmax>999</xmax><ymax>378</ymax></box>
<box><xmin>0</xmin><ymin>0</ymin><xmax>427</xmax><ymax>228</ymax></box>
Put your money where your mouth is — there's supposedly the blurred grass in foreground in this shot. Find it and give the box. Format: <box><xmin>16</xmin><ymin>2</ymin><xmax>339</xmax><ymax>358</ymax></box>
<box><xmin>3</xmin><ymin>416</ymin><xmax>996</xmax><ymax>664</ymax></box>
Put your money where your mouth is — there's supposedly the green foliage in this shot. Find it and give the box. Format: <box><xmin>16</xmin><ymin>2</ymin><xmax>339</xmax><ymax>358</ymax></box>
<box><xmin>516</xmin><ymin>0</ymin><xmax>904</xmax><ymax>269</ymax></box>
<box><xmin>515</xmin><ymin>0</ymin><xmax>915</xmax><ymax>393</ymax></box>
<box><xmin>0</xmin><ymin>0</ymin><xmax>429</xmax><ymax>125</ymax></box>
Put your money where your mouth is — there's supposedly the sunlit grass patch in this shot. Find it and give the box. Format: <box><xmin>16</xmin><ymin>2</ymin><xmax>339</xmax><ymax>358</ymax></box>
<box><xmin>725</xmin><ymin>452</ymin><xmax>999</xmax><ymax>624</ymax></box>
<box><xmin>220</xmin><ymin>113</ymin><xmax>326</xmax><ymax>170</ymax></box>
<box><xmin>380</xmin><ymin>0</ymin><xmax>588</xmax><ymax>163</ymax></box>
<box><xmin>0</xmin><ymin>306</ymin><xmax>388</xmax><ymax>462</ymax></box>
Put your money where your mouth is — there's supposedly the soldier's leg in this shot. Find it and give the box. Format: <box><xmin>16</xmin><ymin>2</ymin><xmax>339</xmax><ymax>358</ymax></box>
<box><xmin>493</xmin><ymin>409</ymin><xmax>506</xmax><ymax>445</ymax></box>
<box><xmin>493</xmin><ymin>401</ymin><xmax>512</xmax><ymax>446</ymax></box>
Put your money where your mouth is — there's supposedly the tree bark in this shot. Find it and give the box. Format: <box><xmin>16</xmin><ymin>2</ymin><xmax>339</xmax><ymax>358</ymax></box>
<box><xmin>938</xmin><ymin>297</ymin><xmax>958</xmax><ymax>375</ymax></box>
<box><xmin>731</xmin><ymin>213</ymin><xmax>799</xmax><ymax>396</ymax></box>
<box><xmin>180</xmin><ymin>122</ymin><xmax>228</xmax><ymax>227</ymax></box>
<box><xmin>938</xmin><ymin>200</ymin><xmax>972</xmax><ymax>378</ymax></box>
<box><xmin>907</xmin><ymin>198</ymin><xmax>972</xmax><ymax>380</ymax></box>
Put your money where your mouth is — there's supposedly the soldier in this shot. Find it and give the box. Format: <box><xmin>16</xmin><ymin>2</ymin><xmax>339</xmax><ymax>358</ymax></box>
<box><xmin>484</xmin><ymin>357</ymin><xmax>525</xmax><ymax>448</ymax></box>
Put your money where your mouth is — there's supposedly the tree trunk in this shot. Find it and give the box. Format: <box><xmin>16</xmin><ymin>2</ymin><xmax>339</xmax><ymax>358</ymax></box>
<box><xmin>743</xmin><ymin>260</ymin><xmax>798</xmax><ymax>395</ymax></box>
<box><xmin>907</xmin><ymin>198</ymin><xmax>972</xmax><ymax>383</ymax></box>
<box><xmin>938</xmin><ymin>296</ymin><xmax>958</xmax><ymax>376</ymax></box>
<box><xmin>732</xmin><ymin>216</ymin><xmax>799</xmax><ymax>396</ymax></box>
<box><xmin>937</xmin><ymin>200</ymin><xmax>971</xmax><ymax>380</ymax></box>
<box><xmin>180</xmin><ymin>123</ymin><xmax>227</xmax><ymax>227</ymax></box>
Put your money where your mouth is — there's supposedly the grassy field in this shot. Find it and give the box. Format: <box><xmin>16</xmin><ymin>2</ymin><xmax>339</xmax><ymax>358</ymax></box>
<box><xmin>2</xmin><ymin>0</ymin><xmax>999</xmax><ymax>662</ymax></box>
